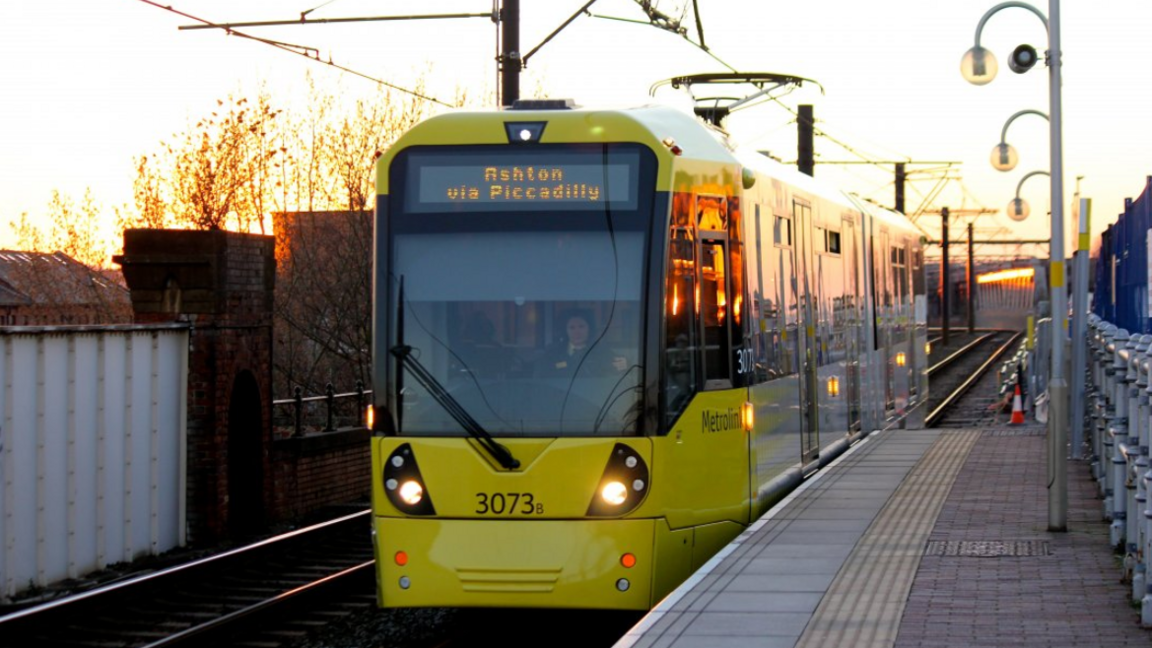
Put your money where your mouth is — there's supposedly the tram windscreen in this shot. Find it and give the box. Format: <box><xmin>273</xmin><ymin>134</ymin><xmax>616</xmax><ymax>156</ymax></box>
<box><xmin>388</xmin><ymin>144</ymin><xmax>652</xmax><ymax>437</ymax></box>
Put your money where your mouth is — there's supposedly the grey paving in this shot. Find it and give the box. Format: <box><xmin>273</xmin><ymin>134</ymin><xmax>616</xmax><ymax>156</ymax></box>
<box><xmin>615</xmin><ymin>426</ymin><xmax>944</xmax><ymax>648</ymax></box>
<box><xmin>615</xmin><ymin>424</ymin><xmax>1152</xmax><ymax>648</ymax></box>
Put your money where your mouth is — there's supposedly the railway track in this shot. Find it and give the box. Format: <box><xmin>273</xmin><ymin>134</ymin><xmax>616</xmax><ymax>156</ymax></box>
<box><xmin>0</xmin><ymin>511</ymin><xmax>375</xmax><ymax>648</ymax></box>
<box><xmin>926</xmin><ymin>329</ymin><xmax>1024</xmax><ymax>428</ymax></box>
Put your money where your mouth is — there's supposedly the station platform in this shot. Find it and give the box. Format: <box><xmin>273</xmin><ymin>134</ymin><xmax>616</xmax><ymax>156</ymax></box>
<box><xmin>615</xmin><ymin>422</ymin><xmax>1152</xmax><ymax>648</ymax></box>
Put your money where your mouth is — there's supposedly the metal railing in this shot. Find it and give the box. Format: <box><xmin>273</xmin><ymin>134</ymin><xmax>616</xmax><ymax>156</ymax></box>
<box><xmin>272</xmin><ymin>382</ymin><xmax>371</xmax><ymax>437</ymax></box>
<box><xmin>1085</xmin><ymin>315</ymin><xmax>1152</xmax><ymax>626</ymax></box>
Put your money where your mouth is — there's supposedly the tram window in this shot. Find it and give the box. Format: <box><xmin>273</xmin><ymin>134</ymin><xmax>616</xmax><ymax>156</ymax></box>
<box><xmin>751</xmin><ymin>205</ymin><xmax>772</xmax><ymax>383</ymax></box>
<box><xmin>701</xmin><ymin>241</ymin><xmax>732</xmax><ymax>388</ymax></box>
<box><xmin>697</xmin><ymin>195</ymin><xmax>727</xmax><ymax>231</ymax></box>
<box><xmin>892</xmin><ymin>245</ymin><xmax>908</xmax><ymax>302</ymax></box>
<box><xmin>814</xmin><ymin>227</ymin><xmax>827</xmax><ymax>253</ymax></box>
<box><xmin>826</xmin><ymin>230</ymin><xmax>841</xmax><ymax>255</ymax></box>
<box><xmin>774</xmin><ymin>216</ymin><xmax>792</xmax><ymax>247</ymax></box>
<box><xmin>664</xmin><ymin>200</ymin><xmax>700</xmax><ymax>426</ymax></box>
<box><xmin>392</xmin><ymin>229</ymin><xmax>647</xmax><ymax>437</ymax></box>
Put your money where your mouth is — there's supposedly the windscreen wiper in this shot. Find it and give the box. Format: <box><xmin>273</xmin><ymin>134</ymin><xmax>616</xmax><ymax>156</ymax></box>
<box><xmin>391</xmin><ymin>278</ymin><xmax>519</xmax><ymax>470</ymax></box>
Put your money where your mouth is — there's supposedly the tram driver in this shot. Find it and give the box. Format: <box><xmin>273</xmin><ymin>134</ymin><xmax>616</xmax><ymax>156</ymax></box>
<box><xmin>540</xmin><ymin>309</ymin><xmax>629</xmax><ymax>377</ymax></box>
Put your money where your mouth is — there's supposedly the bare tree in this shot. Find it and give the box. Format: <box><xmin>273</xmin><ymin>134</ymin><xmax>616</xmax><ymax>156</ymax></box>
<box><xmin>271</xmin><ymin>82</ymin><xmax>430</xmax><ymax>397</ymax></box>
<box><xmin>10</xmin><ymin>189</ymin><xmax>119</xmax><ymax>269</ymax></box>
<box><xmin>125</xmin><ymin>154</ymin><xmax>170</xmax><ymax>230</ymax></box>
<box><xmin>124</xmin><ymin>92</ymin><xmax>283</xmax><ymax>234</ymax></box>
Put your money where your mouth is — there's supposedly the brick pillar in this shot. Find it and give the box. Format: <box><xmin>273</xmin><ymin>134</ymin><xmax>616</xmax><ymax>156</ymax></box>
<box><xmin>114</xmin><ymin>229</ymin><xmax>275</xmax><ymax>544</ymax></box>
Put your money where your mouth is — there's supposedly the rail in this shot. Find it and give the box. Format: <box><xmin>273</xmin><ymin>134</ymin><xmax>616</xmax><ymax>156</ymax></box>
<box><xmin>925</xmin><ymin>330</ymin><xmax>1022</xmax><ymax>428</ymax></box>
<box><xmin>0</xmin><ymin>511</ymin><xmax>374</xmax><ymax>647</ymax></box>
<box><xmin>927</xmin><ymin>331</ymin><xmax>1000</xmax><ymax>378</ymax></box>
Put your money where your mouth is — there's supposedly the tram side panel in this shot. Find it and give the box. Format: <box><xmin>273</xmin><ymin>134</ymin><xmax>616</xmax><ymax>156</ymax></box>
<box><xmin>808</xmin><ymin>200</ymin><xmax>860</xmax><ymax>457</ymax></box>
<box><xmin>740</xmin><ymin>175</ymin><xmax>871</xmax><ymax>514</ymax></box>
<box><xmin>742</xmin><ymin>179</ymin><xmax>807</xmax><ymax>514</ymax></box>
<box><xmin>856</xmin><ymin>200</ymin><xmax>928</xmax><ymax>428</ymax></box>
<box><xmin>655</xmin><ymin>166</ymin><xmax>754</xmax><ymax>575</ymax></box>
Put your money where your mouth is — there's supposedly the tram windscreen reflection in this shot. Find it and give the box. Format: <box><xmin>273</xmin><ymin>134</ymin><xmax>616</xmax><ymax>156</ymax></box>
<box><xmin>392</xmin><ymin>230</ymin><xmax>645</xmax><ymax>436</ymax></box>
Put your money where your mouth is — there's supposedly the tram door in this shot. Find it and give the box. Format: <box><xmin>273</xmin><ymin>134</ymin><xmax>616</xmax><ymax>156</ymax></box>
<box><xmin>697</xmin><ymin>195</ymin><xmax>733</xmax><ymax>389</ymax></box>
<box><xmin>843</xmin><ymin>219</ymin><xmax>862</xmax><ymax>432</ymax></box>
<box><xmin>793</xmin><ymin>200</ymin><xmax>819</xmax><ymax>465</ymax></box>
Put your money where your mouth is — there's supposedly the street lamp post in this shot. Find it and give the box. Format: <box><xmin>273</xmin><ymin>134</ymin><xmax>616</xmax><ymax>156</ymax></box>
<box><xmin>992</xmin><ymin>109</ymin><xmax>1049</xmax><ymax>172</ymax></box>
<box><xmin>1006</xmin><ymin>170</ymin><xmax>1051</xmax><ymax>222</ymax></box>
<box><xmin>962</xmin><ymin>0</ymin><xmax>1067</xmax><ymax>532</ymax></box>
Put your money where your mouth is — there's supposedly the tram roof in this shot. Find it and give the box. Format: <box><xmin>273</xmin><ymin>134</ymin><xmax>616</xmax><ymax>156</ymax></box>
<box><xmin>732</xmin><ymin>147</ymin><xmax>919</xmax><ymax>238</ymax></box>
<box><xmin>381</xmin><ymin>102</ymin><xmax>918</xmax><ymax>239</ymax></box>
<box><xmin>386</xmin><ymin>103</ymin><xmax>736</xmax><ymax>162</ymax></box>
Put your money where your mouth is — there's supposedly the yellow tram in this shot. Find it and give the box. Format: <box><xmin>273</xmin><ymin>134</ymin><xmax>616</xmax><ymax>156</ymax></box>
<box><xmin>367</xmin><ymin>100</ymin><xmax>927</xmax><ymax>610</ymax></box>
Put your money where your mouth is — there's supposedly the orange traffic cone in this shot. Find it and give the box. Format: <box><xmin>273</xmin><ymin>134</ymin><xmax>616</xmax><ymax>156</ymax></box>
<box><xmin>1009</xmin><ymin>384</ymin><xmax>1025</xmax><ymax>425</ymax></box>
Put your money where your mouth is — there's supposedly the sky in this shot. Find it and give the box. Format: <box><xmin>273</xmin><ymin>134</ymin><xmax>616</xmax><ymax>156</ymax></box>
<box><xmin>2</xmin><ymin>0</ymin><xmax>1151</xmax><ymax>260</ymax></box>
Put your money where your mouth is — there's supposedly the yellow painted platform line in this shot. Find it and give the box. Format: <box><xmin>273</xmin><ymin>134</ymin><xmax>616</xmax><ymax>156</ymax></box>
<box><xmin>795</xmin><ymin>429</ymin><xmax>981</xmax><ymax>648</ymax></box>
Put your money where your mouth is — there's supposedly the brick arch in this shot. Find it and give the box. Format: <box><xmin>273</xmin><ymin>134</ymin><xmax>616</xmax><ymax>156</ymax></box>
<box><xmin>228</xmin><ymin>369</ymin><xmax>265</xmax><ymax>536</ymax></box>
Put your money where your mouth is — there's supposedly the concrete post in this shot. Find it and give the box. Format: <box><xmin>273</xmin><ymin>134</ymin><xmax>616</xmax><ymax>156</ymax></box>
<box><xmin>1137</xmin><ymin>349</ymin><xmax>1152</xmax><ymax>602</ymax></box>
<box><xmin>1101</xmin><ymin>326</ymin><xmax>1120</xmax><ymax>487</ymax></box>
<box><xmin>1128</xmin><ymin>336</ymin><xmax>1152</xmax><ymax>580</ymax></box>
<box><xmin>1107</xmin><ymin>329</ymin><xmax>1131</xmax><ymax>529</ymax></box>
<box><xmin>1089</xmin><ymin>318</ymin><xmax>1104</xmax><ymax>463</ymax></box>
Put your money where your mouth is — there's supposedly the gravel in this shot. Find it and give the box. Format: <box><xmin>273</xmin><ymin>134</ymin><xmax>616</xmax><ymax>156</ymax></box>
<box><xmin>295</xmin><ymin>607</ymin><xmax>459</xmax><ymax>648</ymax></box>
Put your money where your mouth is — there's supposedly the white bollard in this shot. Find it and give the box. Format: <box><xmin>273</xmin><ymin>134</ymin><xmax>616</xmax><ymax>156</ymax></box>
<box><xmin>1126</xmin><ymin>336</ymin><xmax>1151</xmax><ymax>562</ymax></box>
<box><xmin>1091</xmin><ymin>322</ymin><xmax>1111</xmax><ymax>481</ymax></box>
<box><xmin>1137</xmin><ymin>352</ymin><xmax>1152</xmax><ymax>602</ymax></box>
<box><xmin>1108</xmin><ymin>329</ymin><xmax>1131</xmax><ymax>528</ymax></box>
<box><xmin>1099</xmin><ymin>325</ymin><xmax>1118</xmax><ymax>485</ymax></box>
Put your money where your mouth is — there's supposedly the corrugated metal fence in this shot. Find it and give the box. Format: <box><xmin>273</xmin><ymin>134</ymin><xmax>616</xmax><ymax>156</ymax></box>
<box><xmin>1094</xmin><ymin>176</ymin><xmax>1152</xmax><ymax>332</ymax></box>
<box><xmin>0</xmin><ymin>324</ymin><xmax>188</xmax><ymax>600</ymax></box>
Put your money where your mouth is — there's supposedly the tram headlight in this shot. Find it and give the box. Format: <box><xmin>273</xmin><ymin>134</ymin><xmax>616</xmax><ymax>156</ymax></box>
<box><xmin>601</xmin><ymin>481</ymin><xmax>628</xmax><ymax>506</ymax></box>
<box><xmin>504</xmin><ymin>121</ymin><xmax>546</xmax><ymax>144</ymax></box>
<box><xmin>399</xmin><ymin>480</ymin><xmax>424</xmax><ymax>505</ymax></box>
<box><xmin>383</xmin><ymin>444</ymin><xmax>436</xmax><ymax>515</ymax></box>
<box><xmin>587</xmin><ymin>443</ymin><xmax>650</xmax><ymax>516</ymax></box>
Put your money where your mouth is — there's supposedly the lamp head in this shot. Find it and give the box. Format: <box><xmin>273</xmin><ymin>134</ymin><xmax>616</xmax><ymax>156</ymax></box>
<box><xmin>990</xmin><ymin>142</ymin><xmax>1018</xmax><ymax>172</ymax></box>
<box><xmin>1007</xmin><ymin>197</ymin><xmax>1030</xmax><ymax>221</ymax></box>
<box><xmin>1008</xmin><ymin>44</ymin><xmax>1039</xmax><ymax>74</ymax></box>
<box><xmin>961</xmin><ymin>46</ymin><xmax>997</xmax><ymax>85</ymax></box>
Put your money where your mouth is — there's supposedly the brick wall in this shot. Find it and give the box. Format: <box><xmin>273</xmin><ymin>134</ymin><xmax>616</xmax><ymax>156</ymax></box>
<box><xmin>117</xmin><ymin>230</ymin><xmax>275</xmax><ymax>544</ymax></box>
<box><xmin>116</xmin><ymin>229</ymin><xmax>372</xmax><ymax>544</ymax></box>
<box><xmin>270</xmin><ymin>429</ymin><xmax>372</xmax><ymax>522</ymax></box>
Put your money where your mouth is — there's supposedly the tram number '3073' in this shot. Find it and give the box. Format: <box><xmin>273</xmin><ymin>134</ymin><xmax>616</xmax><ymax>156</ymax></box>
<box><xmin>735</xmin><ymin>347</ymin><xmax>754</xmax><ymax>375</ymax></box>
<box><xmin>475</xmin><ymin>492</ymin><xmax>544</xmax><ymax>515</ymax></box>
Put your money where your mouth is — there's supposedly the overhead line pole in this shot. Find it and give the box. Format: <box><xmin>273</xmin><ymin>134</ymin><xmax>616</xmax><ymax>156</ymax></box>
<box><xmin>785</xmin><ymin>160</ymin><xmax>962</xmax><ymax>215</ymax></box>
<box><xmin>173</xmin><ymin>0</ymin><xmax>605</xmax><ymax>109</ymax></box>
<box><xmin>500</xmin><ymin>0</ymin><xmax>521</xmax><ymax>106</ymax></box>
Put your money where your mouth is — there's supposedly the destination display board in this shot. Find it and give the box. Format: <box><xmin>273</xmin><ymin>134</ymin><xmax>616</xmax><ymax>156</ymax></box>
<box><xmin>401</xmin><ymin>146</ymin><xmax>642</xmax><ymax>213</ymax></box>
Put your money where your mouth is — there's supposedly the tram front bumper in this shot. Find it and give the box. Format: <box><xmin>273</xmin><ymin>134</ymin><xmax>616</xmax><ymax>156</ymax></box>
<box><xmin>374</xmin><ymin>517</ymin><xmax>656</xmax><ymax>610</ymax></box>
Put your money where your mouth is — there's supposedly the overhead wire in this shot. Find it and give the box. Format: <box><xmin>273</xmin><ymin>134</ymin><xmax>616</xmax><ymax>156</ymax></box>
<box><xmin>635</xmin><ymin>0</ymin><xmax>929</xmax><ymax>204</ymax></box>
<box><xmin>300</xmin><ymin>0</ymin><xmax>342</xmax><ymax>19</ymax></box>
<box><xmin>135</xmin><ymin>0</ymin><xmax>455</xmax><ymax>107</ymax></box>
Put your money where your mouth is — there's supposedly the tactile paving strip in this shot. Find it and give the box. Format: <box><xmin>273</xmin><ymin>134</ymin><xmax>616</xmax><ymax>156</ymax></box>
<box><xmin>924</xmin><ymin>540</ymin><xmax>1050</xmax><ymax>557</ymax></box>
<box><xmin>795</xmin><ymin>429</ymin><xmax>982</xmax><ymax>648</ymax></box>
<box><xmin>984</xmin><ymin>428</ymin><xmax>1046</xmax><ymax>436</ymax></box>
